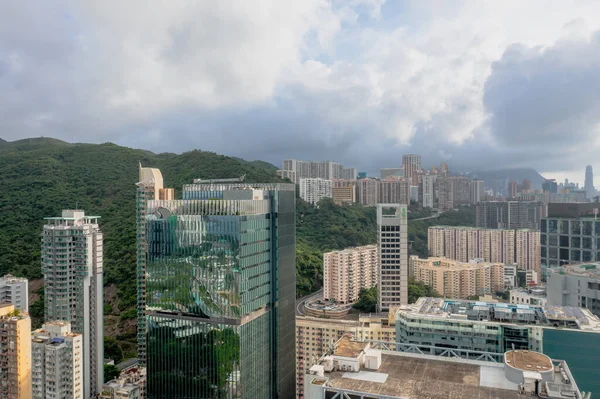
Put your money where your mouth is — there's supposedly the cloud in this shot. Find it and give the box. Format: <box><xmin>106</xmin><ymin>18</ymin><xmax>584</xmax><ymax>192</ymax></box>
<box><xmin>2</xmin><ymin>1</ymin><xmax>600</xmax><ymax>183</ymax></box>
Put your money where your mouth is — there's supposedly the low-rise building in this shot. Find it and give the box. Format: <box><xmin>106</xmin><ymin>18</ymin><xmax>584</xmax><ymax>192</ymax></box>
<box><xmin>394</xmin><ymin>297</ymin><xmax>600</xmax><ymax>394</ymax></box>
<box><xmin>304</xmin><ymin>335</ymin><xmax>586</xmax><ymax>399</ymax></box>
<box><xmin>504</xmin><ymin>264</ymin><xmax>518</xmax><ymax>288</ymax></box>
<box><xmin>410</xmin><ymin>256</ymin><xmax>504</xmax><ymax>299</ymax></box>
<box><xmin>331</xmin><ymin>185</ymin><xmax>356</xmax><ymax>205</ymax></box>
<box><xmin>0</xmin><ymin>274</ymin><xmax>28</xmax><ymax>312</ymax></box>
<box><xmin>32</xmin><ymin>321</ymin><xmax>83</xmax><ymax>399</ymax></box>
<box><xmin>100</xmin><ymin>367</ymin><xmax>146</xmax><ymax>399</ymax></box>
<box><xmin>0</xmin><ymin>304</ymin><xmax>31</xmax><ymax>399</ymax></box>
<box><xmin>296</xmin><ymin>313</ymin><xmax>395</xmax><ymax>398</ymax></box>
<box><xmin>547</xmin><ymin>262</ymin><xmax>600</xmax><ymax>317</ymax></box>
<box><xmin>323</xmin><ymin>245</ymin><xmax>378</xmax><ymax>304</ymax></box>
<box><xmin>510</xmin><ymin>287</ymin><xmax>547</xmax><ymax>307</ymax></box>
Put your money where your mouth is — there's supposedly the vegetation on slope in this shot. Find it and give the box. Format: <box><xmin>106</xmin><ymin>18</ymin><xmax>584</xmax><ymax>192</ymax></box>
<box><xmin>352</xmin><ymin>280</ymin><xmax>441</xmax><ymax>313</ymax></box>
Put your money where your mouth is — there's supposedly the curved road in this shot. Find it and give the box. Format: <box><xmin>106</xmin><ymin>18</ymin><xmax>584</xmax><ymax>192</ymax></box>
<box><xmin>296</xmin><ymin>288</ymin><xmax>323</xmax><ymax>316</ymax></box>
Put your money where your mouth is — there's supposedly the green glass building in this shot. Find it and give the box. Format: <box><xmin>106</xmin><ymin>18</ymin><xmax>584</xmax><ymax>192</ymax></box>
<box><xmin>137</xmin><ymin>170</ymin><xmax>296</xmax><ymax>399</ymax></box>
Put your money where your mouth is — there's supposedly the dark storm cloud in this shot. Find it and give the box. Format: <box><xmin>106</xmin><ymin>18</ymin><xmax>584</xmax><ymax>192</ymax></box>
<box><xmin>484</xmin><ymin>31</ymin><xmax>600</xmax><ymax>152</ymax></box>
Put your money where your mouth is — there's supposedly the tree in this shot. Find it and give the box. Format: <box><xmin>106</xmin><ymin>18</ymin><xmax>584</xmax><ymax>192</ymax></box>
<box><xmin>104</xmin><ymin>364</ymin><xmax>120</xmax><ymax>383</ymax></box>
<box><xmin>353</xmin><ymin>287</ymin><xmax>378</xmax><ymax>312</ymax></box>
<box><xmin>104</xmin><ymin>337</ymin><xmax>123</xmax><ymax>364</ymax></box>
<box><xmin>408</xmin><ymin>278</ymin><xmax>440</xmax><ymax>303</ymax></box>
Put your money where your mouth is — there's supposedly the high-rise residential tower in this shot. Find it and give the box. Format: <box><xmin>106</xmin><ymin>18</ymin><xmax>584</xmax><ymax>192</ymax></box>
<box><xmin>0</xmin><ymin>304</ymin><xmax>32</xmax><ymax>398</ymax></box>
<box><xmin>377</xmin><ymin>204</ymin><xmax>408</xmax><ymax>311</ymax></box>
<box><xmin>299</xmin><ymin>177</ymin><xmax>332</xmax><ymax>206</ymax></box>
<box><xmin>401</xmin><ymin>154</ymin><xmax>421</xmax><ymax>185</ymax></box>
<box><xmin>584</xmin><ymin>165</ymin><xmax>595</xmax><ymax>199</ymax></box>
<box><xmin>0</xmin><ymin>274</ymin><xmax>28</xmax><ymax>312</ymax></box>
<box><xmin>323</xmin><ymin>245</ymin><xmax>378</xmax><ymax>304</ymax></box>
<box><xmin>41</xmin><ymin>210</ymin><xmax>104</xmax><ymax>397</ymax></box>
<box><xmin>137</xmin><ymin>169</ymin><xmax>296</xmax><ymax>398</ymax></box>
<box><xmin>32</xmin><ymin>321</ymin><xmax>83</xmax><ymax>399</ymax></box>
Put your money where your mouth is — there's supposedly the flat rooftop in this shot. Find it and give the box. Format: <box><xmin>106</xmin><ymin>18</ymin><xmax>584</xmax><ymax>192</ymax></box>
<box><xmin>333</xmin><ymin>338</ymin><xmax>368</xmax><ymax>358</ymax></box>
<box><xmin>551</xmin><ymin>262</ymin><xmax>600</xmax><ymax>278</ymax></box>
<box><xmin>505</xmin><ymin>350</ymin><xmax>552</xmax><ymax>371</ymax></box>
<box><xmin>322</xmin><ymin>353</ymin><xmax>522</xmax><ymax>399</ymax></box>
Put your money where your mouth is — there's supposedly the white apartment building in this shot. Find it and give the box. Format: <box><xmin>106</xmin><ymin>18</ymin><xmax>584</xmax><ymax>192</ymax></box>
<box><xmin>323</xmin><ymin>245</ymin><xmax>378</xmax><ymax>304</ymax></box>
<box><xmin>421</xmin><ymin>173</ymin><xmax>435</xmax><ymax>208</ymax></box>
<box><xmin>41</xmin><ymin>210</ymin><xmax>104</xmax><ymax>398</ymax></box>
<box><xmin>410</xmin><ymin>256</ymin><xmax>505</xmax><ymax>299</ymax></box>
<box><xmin>377</xmin><ymin>204</ymin><xmax>408</xmax><ymax>311</ymax></box>
<box><xmin>299</xmin><ymin>178</ymin><xmax>332</xmax><ymax>206</ymax></box>
<box><xmin>470</xmin><ymin>179</ymin><xmax>485</xmax><ymax>203</ymax></box>
<box><xmin>504</xmin><ymin>264</ymin><xmax>517</xmax><ymax>288</ymax></box>
<box><xmin>32</xmin><ymin>321</ymin><xmax>83</xmax><ymax>399</ymax></box>
<box><xmin>0</xmin><ymin>274</ymin><xmax>28</xmax><ymax>312</ymax></box>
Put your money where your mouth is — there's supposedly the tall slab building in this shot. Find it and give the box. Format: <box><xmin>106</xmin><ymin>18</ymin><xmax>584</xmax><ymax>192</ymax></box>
<box><xmin>41</xmin><ymin>210</ymin><xmax>103</xmax><ymax>398</ymax></box>
<box><xmin>137</xmin><ymin>167</ymin><xmax>296</xmax><ymax>398</ymax></box>
<box><xmin>377</xmin><ymin>204</ymin><xmax>408</xmax><ymax>311</ymax></box>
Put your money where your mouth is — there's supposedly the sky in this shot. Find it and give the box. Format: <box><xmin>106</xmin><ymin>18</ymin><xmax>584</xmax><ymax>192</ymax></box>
<box><xmin>2</xmin><ymin>1</ymin><xmax>600</xmax><ymax>185</ymax></box>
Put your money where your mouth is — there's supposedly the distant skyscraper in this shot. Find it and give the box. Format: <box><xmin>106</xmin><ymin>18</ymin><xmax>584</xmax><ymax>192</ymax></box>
<box><xmin>41</xmin><ymin>210</ymin><xmax>103</xmax><ymax>398</ymax></box>
<box><xmin>542</xmin><ymin>179</ymin><xmax>558</xmax><ymax>194</ymax></box>
<box><xmin>470</xmin><ymin>179</ymin><xmax>484</xmax><ymax>204</ymax></box>
<box><xmin>585</xmin><ymin>165</ymin><xmax>595</xmax><ymax>199</ymax></box>
<box><xmin>421</xmin><ymin>174</ymin><xmax>435</xmax><ymax>208</ymax></box>
<box><xmin>279</xmin><ymin>159</ymin><xmax>355</xmax><ymax>184</ymax></box>
<box><xmin>377</xmin><ymin>178</ymin><xmax>410</xmax><ymax>205</ymax></box>
<box><xmin>0</xmin><ymin>304</ymin><xmax>31</xmax><ymax>399</ymax></box>
<box><xmin>357</xmin><ymin>178</ymin><xmax>378</xmax><ymax>206</ymax></box>
<box><xmin>508</xmin><ymin>180</ymin><xmax>518</xmax><ymax>198</ymax></box>
<box><xmin>377</xmin><ymin>204</ymin><xmax>408</xmax><ymax>311</ymax></box>
<box><xmin>402</xmin><ymin>154</ymin><xmax>422</xmax><ymax>185</ymax></box>
<box><xmin>137</xmin><ymin>169</ymin><xmax>296</xmax><ymax>398</ymax></box>
<box><xmin>476</xmin><ymin>201</ymin><xmax>544</xmax><ymax>230</ymax></box>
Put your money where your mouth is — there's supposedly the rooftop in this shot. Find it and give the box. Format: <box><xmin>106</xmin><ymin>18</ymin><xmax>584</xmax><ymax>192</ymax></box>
<box><xmin>550</xmin><ymin>262</ymin><xmax>600</xmax><ymax>278</ymax></box>
<box><xmin>333</xmin><ymin>338</ymin><xmax>369</xmax><ymax>358</ymax></box>
<box><xmin>505</xmin><ymin>350</ymin><xmax>552</xmax><ymax>372</ymax></box>
<box><xmin>396</xmin><ymin>297</ymin><xmax>600</xmax><ymax>332</ymax></box>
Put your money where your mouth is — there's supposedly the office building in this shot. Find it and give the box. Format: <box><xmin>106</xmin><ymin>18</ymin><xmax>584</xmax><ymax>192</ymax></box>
<box><xmin>0</xmin><ymin>303</ymin><xmax>31</xmax><ymax>399</ymax></box>
<box><xmin>323</xmin><ymin>245</ymin><xmax>378</xmax><ymax>304</ymax></box>
<box><xmin>428</xmin><ymin>226</ymin><xmax>541</xmax><ymax>278</ymax></box>
<box><xmin>299</xmin><ymin>178</ymin><xmax>332</xmax><ymax>206</ymax></box>
<box><xmin>402</xmin><ymin>154</ymin><xmax>421</xmax><ymax>185</ymax></box>
<box><xmin>304</xmin><ymin>335</ymin><xmax>586</xmax><ymax>399</ymax></box>
<box><xmin>380</xmin><ymin>168</ymin><xmax>403</xmax><ymax>179</ymax></box>
<box><xmin>137</xmin><ymin>170</ymin><xmax>296</xmax><ymax>398</ymax></box>
<box><xmin>540</xmin><ymin>203</ymin><xmax>600</xmax><ymax>280</ymax></box>
<box><xmin>377</xmin><ymin>204</ymin><xmax>408</xmax><ymax>311</ymax></box>
<box><xmin>377</xmin><ymin>178</ymin><xmax>410</xmax><ymax>205</ymax></box>
<box><xmin>547</xmin><ymin>262</ymin><xmax>600</xmax><ymax>317</ymax></box>
<box><xmin>394</xmin><ymin>297</ymin><xmax>600</xmax><ymax>394</ymax></box>
<box><xmin>32</xmin><ymin>321</ymin><xmax>83</xmax><ymax>399</ymax></box>
<box><xmin>295</xmin><ymin>314</ymin><xmax>395</xmax><ymax>398</ymax></box>
<box><xmin>584</xmin><ymin>165</ymin><xmax>595</xmax><ymax>199</ymax></box>
<box><xmin>357</xmin><ymin>178</ymin><xmax>378</xmax><ymax>206</ymax></box>
<box><xmin>470</xmin><ymin>179</ymin><xmax>484</xmax><ymax>204</ymax></box>
<box><xmin>279</xmin><ymin>159</ymin><xmax>355</xmax><ymax>184</ymax></box>
<box><xmin>0</xmin><ymin>274</ymin><xmax>28</xmax><ymax>312</ymax></box>
<box><xmin>510</xmin><ymin>287</ymin><xmax>547</xmax><ymax>307</ymax></box>
<box><xmin>476</xmin><ymin>201</ymin><xmax>545</xmax><ymax>229</ymax></box>
<box><xmin>420</xmin><ymin>173</ymin><xmax>435</xmax><ymax>208</ymax></box>
<box><xmin>100</xmin><ymin>367</ymin><xmax>146</xmax><ymax>399</ymax></box>
<box><xmin>410</xmin><ymin>257</ymin><xmax>504</xmax><ymax>299</ymax></box>
<box><xmin>542</xmin><ymin>179</ymin><xmax>558</xmax><ymax>194</ymax></box>
<box><xmin>41</xmin><ymin>209</ymin><xmax>104</xmax><ymax>397</ymax></box>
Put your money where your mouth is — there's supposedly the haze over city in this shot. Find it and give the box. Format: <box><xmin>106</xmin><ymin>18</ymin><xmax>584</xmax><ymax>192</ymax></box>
<box><xmin>2</xmin><ymin>1</ymin><xmax>600</xmax><ymax>184</ymax></box>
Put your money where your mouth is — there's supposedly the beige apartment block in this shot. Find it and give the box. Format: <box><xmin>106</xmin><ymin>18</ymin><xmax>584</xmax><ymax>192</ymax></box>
<box><xmin>410</xmin><ymin>256</ymin><xmax>505</xmax><ymax>299</ymax></box>
<box><xmin>331</xmin><ymin>184</ymin><xmax>356</xmax><ymax>205</ymax></box>
<box><xmin>323</xmin><ymin>245</ymin><xmax>378</xmax><ymax>304</ymax></box>
<box><xmin>296</xmin><ymin>313</ymin><xmax>395</xmax><ymax>398</ymax></box>
<box><xmin>428</xmin><ymin>226</ymin><xmax>540</xmax><ymax>274</ymax></box>
<box><xmin>0</xmin><ymin>304</ymin><xmax>32</xmax><ymax>399</ymax></box>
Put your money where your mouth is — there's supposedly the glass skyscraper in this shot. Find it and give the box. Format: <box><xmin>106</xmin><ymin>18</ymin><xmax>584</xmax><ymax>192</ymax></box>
<box><xmin>137</xmin><ymin>168</ymin><xmax>296</xmax><ymax>399</ymax></box>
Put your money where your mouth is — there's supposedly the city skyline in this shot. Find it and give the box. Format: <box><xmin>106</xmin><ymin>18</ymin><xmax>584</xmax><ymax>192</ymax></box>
<box><xmin>3</xmin><ymin>2</ymin><xmax>600</xmax><ymax>183</ymax></box>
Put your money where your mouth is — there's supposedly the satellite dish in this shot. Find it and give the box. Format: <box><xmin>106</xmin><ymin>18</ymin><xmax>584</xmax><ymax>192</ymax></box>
<box><xmin>154</xmin><ymin>207</ymin><xmax>171</xmax><ymax>219</ymax></box>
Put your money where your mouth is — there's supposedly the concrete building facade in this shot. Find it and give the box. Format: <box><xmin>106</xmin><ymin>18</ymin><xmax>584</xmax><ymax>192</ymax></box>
<box><xmin>32</xmin><ymin>321</ymin><xmax>83</xmax><ymax>399</ymax></box>
<box><xmin>428</xmin><ymin>226</ymin><xmax>541</xmax><ymax>282</ymax></box>
<box><xmin>410</xmin><ymin>257</ymin><xmax>504</xmax><ymax>299</ymax></box>
<box><xmin>41</xmin><ymin>210</ymin><xmax>104</xmax><ymax>397</ymax></box>
<box><xmin>280</xmin><ymin>159</ymin><xmax>355</xmax><ymax>184</ymax></box>
<box><xmin>323</xmin><ymin>245</ymin><xmax>378</xmax><ymax>304</ymax></box>
<box><xmin>476</xmin><ymin>201</ymin><xmax>545</xmax><ymax>230</ymax></box>
<box><xmin>299</xmin><ymin>177</ymin><xmax>332</xmax><ymax>206</ymax></box>
<box><xmin>0</xmin><ymin>303</ymin><xmax>31</xmax><ymax>399</ymax></box>
<box><xmin>377</xmin><ymin>204</ymin><xmax>408</xmax><ymax>311</ymax></box>
<box><xmin>547</xmin><ymin>262</ymin><xmax>600</xmax><ymax>317</ymax></box>
<box><xmin>377</xmin><ymin>178</ymin><xmax>410</xmax><ymax>205</ymax></box>
<box><xmin>331</xmin><ymin>180</ymin><xmax>356</xmax><ymax>205</ymax></box>
<box><xmin>357</xmin><ymin>178</ymin><xmax>378</xmax><ymax>206</ymax></box>
<box><xmin>402</xmin><ymin>154</ymin><xmax>421</xmax><ymax>185</ymax></box>
<box><xmin>0</xmin><ymin>274</ymin><xmax>28</xmax><ymax>312</ymax></box>
<box><xmin>420</xmin><ymin>173</ymin><xmax>435</xmax><ymax>209</ymax></box>
<box><xmin>100</xmin><ymin>367</ymin><xmax>146</xmax><ymax>399</ymax></box>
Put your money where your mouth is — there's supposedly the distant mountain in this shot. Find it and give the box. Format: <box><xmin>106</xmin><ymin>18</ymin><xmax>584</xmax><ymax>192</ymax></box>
<box><xmin>0</xmin><ymin>138</ymin><xmax>7</xmax><ymax>145</ymax></box>
<box><xmin>467</xmin><ymin>167</ymin><xmax>547</xmax><ymax>190</ymax></box>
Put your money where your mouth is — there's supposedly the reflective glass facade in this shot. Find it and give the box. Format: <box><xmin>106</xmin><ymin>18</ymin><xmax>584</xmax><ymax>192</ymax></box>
<box><xmin>138</xmin><ymin>182</ymin><xmax>295</xmax><ymax>399</ymax></box>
